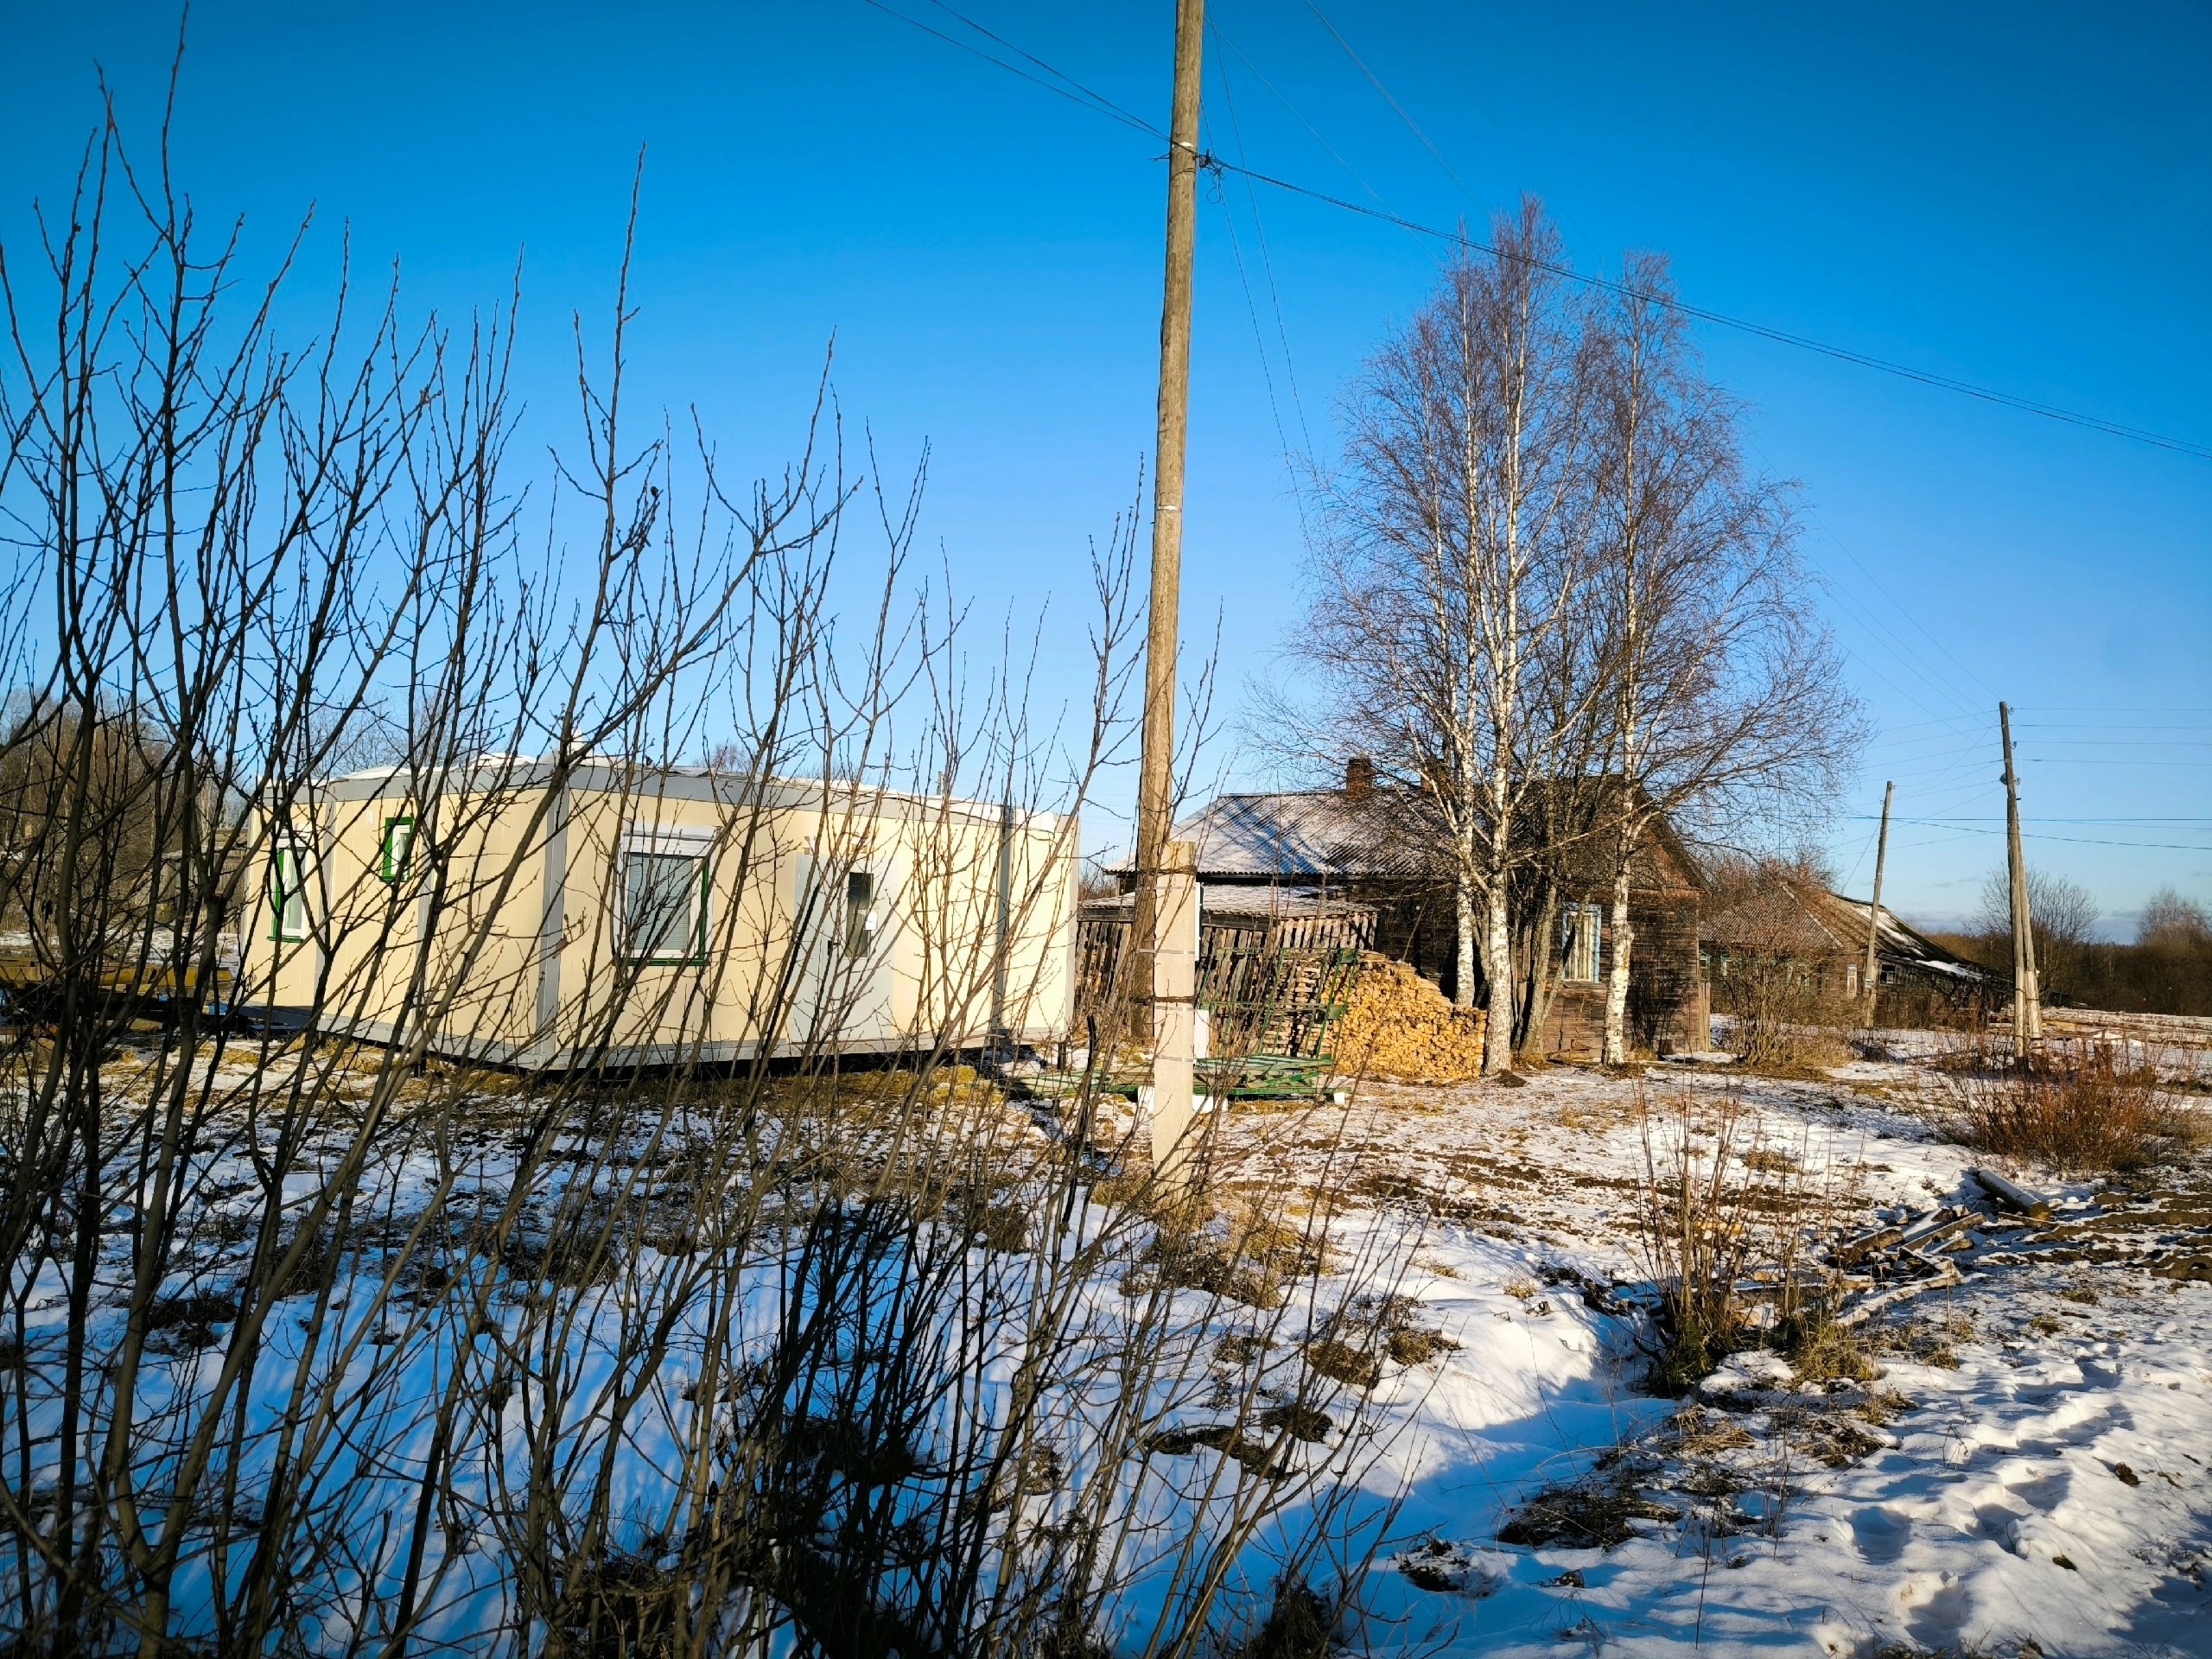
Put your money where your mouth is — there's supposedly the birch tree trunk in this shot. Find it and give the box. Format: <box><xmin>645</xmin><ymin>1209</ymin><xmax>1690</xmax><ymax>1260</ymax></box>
<box><xmin>1601</xmin><ymin>858</ymin><xmax>1635</xmax><ymax>1064</ymax></box>
<box><xmin>1599</xmin><ymin>293</ymin><xmax>1645</xmax><ymax>1068</ymax></box>
<box><xmin>1521</xmin><ymin>887</ymin><xmax>1560</xmax><ymax>1060</ymax></box>
<box><xmin>1454</xmin><ymin>869</ymin><xmax>1479</xmax><ymax>1008</ymax></box>
<box><xmin>1483</xmin><ymin>881</ymin><xmax>1515</xmax><ymax>1072</ymax></box>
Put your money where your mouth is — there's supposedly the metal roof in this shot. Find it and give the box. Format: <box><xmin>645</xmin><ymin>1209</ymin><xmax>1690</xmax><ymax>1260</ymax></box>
<box><xmin>1702</xmin><ymin>880</ymin><xmax>1998</xmax><ymax>982</ymax></box>
<box><xmin>1108</xmin><ymin>789</ymin><xmax>1443</xmax><ymax>882</ymax></box>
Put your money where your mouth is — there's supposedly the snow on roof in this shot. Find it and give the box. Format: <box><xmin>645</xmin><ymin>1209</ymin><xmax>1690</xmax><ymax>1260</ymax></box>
<box><xmin>1703</xmin><ymin>880</ymin><xmax>1999</xmax><ymax>982</ymax></box>
<box><xmin>1105</xmin><ymin>789</ymin><xmax>1441</xmax><ymax>882</ymax></box>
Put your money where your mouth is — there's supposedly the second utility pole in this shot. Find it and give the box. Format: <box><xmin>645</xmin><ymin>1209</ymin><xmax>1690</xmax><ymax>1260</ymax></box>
<box><xmin>1861</xmin><ymin>779</ymin><xmax>1892</xmax><ymax>1027</ymax></box>
<box><xmin>1999</xmin><ymin>702</ymin><xmax>2042</xmax><ymax>1051</ymax></box>
<box><xmin>1135</xmin><ymin>0</ymin><xmax>1205</xmax><ymax>1173</ymax></box>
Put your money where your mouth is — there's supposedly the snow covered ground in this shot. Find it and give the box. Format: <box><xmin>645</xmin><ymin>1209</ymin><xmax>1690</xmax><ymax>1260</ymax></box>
<box><xmin>1220</xmin><ymin>1044</ymin><xmax>2212</xmax><ymax>1658</ymax></box>
<box><xmin>9</xmin><ymin>1033</ymin><xmax>2207</xmax><ymax>1656</ymax></box>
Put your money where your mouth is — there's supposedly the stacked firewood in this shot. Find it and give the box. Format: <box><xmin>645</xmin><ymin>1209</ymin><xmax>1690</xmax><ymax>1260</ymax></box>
<box><xmin>1329</xmin><ymin>957</ymin><xmax>1488</xmax><ymax>1084</ymax></box>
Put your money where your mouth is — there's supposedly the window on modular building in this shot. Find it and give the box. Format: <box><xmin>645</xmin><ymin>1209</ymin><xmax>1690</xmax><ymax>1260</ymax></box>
<box><xmin>1562</xmin><ymin>903</ymin><xmax>1601</xmax><ymax>982</ymax></box>
<box><xmin>381</xmin><ymin>816</ymin><xmax>416</xmax><ymax>883</ymax></box>
<box><xmin>623</xmin><ymin>849</ymin><xmax>708</xmax><ymax>963</ymax></box>
<box><xmin>844</xmin><ymin>868</ymin><xmax>878</xmax><ymax>957</ymax></box>
<box><xmin>270</xmin><ymin>845</ymin><xmax>309</xmax><ymax>942</ymax></box>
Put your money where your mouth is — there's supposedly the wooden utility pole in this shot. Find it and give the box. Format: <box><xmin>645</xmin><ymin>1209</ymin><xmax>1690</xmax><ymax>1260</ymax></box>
<box><xmin>1999</xmin><ymin>702</ymin><xmax>2042</xmax><ymax>1048</ymax></box>
<box><xmin>1133</xmin><ymin>0</ymin><xmax>1205</xmax><ymax>1166</ymax></box>
<box><xmin>1861</xmin><ymin>779</ymin><xmax>1892</xmax><ymax>1027</ymax></box>
<box><xmin>1132</xmin><ymin>0</ymin><xmax>1205</xmax><ymax>991</ymax></box>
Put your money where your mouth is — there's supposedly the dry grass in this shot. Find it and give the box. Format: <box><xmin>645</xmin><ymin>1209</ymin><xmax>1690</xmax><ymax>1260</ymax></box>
<box><xmin>1878</xmin><ymin>1309</ymin><xmax>1974</xmax><ymax>1370</ymax></box>
<box><xmin>1146</xmin><ymin>1198</ymin><xmax>1328</xmax><ymax>1311</ymax></box>
<box><xmin>1780</xmin><ymin>1314</ymin><xmax>1879</xmax><ymax>1386</ymax></box>
<box><xmin>1303</xmin><ymin>1292</ymin><xmax>1459</xmax><ymax>1390</ymax></box>
<box><xmin>1230</xmin><ymin>1580</ymin><xmax>1338</xmax><ymax>1659</ymax></box>
<box><xmin>1947</xmin><ymin>1041</ymin><xmax>2202</xmax><ymax>1173</ymax></box>
<box><xmin>1496</xmin><ymin>1476</ymin><xmax>1679</xmax><ymax>1549</ymax></box>
<box><xmin>1669</xmin><ymin>1407</ymin><xmax>1754</xmax><ymax>1457</ymax></box>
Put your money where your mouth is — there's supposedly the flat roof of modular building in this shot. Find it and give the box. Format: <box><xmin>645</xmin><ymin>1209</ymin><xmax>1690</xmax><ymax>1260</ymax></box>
<box><xmin>278</xmin><ymin>757</ymin><xmax>1071</xmax><ymax>832</ymax></box>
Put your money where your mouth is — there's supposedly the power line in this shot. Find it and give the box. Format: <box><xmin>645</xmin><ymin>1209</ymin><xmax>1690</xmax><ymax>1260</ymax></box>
<box><xmin>1211</xmin><ymin>26</ymin><xmax>1319</xmax><ymax>500</ymax></box>
<box><xmin>1205</xmin><ymin>159</ymin><xmax>2212</xmax><ymax>461</ymax></box>
<box><xmin>858</xmin><ymin>1</ymin><xmax>1163</xmax><ymax>136</ymax></box>
<box><xmin>1848</xmin><ymin>816</ymin><xmax>2212</xmax><ymax>852</ymax></box>
<box><xmin>856</xmin><ymin>0</ymin><xmax>2212</xmax><ymax>463</ymax></box>
<box><xmin>1206</xmin><ymin>22</ymin><xmax>1427</xmax><ymax>253</ymax></box>
<box><xmin>1859</xmin><ymin>817</ymin><xmax>2212</xmax><ymax>824</ymax></box>
<box><xmin>1301</xmin><ymin>0</ymin><xmax>1474</xmax><ymax>200</ymax></box>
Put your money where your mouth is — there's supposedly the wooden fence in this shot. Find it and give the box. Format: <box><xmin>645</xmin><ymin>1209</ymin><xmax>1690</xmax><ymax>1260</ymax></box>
<box><xmin>1074</xmin><ymin>899</ymin><xmax>1374</xmax><ymax>1061</ymax></box>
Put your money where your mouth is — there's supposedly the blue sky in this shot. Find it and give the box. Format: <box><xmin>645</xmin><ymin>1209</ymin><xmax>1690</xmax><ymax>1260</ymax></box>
<box><xmin>5</xmin><ymin>1</ymin><xmax>2208</xmax><ymax>932</ymax></box>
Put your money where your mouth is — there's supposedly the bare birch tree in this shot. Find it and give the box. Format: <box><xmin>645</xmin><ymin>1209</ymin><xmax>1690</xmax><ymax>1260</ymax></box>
<box><xmin>1300</xmin><ymin>201</ymin><xmax>1603</xmax><ymax>1072</ymax></box>
<box><xmin>1584</xmin><ymin>256</ymin><xmax>1859</xmax><ymax>1063</ymax></box>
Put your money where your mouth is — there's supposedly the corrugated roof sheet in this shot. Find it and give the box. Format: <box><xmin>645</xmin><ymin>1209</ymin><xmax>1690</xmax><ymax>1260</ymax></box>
<box><xmin>1702</xmin><ymin>880</ymin><xmax>1998</xmax><ymax>982</ymax></box>
<box><xmin>1109</xmin><ymin>790</ymin><xmax>1445</xmax><ymax>882</ymax></box>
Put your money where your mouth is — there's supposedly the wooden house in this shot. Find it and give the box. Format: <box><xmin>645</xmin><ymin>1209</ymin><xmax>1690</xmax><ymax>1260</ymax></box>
<box><xmin>1112</xmin><ymin>762</ymin><xmax>1710</xmax><ymax>1057</ymax></box>
<box><xmin>1700</xmin><ymin>879</ymin><xmax>1999</xmax><ymax>1027</ymax></box>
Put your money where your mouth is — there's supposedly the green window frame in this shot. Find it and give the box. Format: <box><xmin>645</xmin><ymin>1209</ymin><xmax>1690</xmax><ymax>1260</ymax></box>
<box><xmin>270</xmin><ymin>846</ymin><xmax>309</xmax><ymax>943</ymax></box>
<box><xmin>381</xmin><ymin>816</ymin><xmax>416</xmax><ymax>883</ymax></box>
<box><xmin>620</xmin><ymin>848</ymin><xmax>711</xmax><ymax>965</ymax></box>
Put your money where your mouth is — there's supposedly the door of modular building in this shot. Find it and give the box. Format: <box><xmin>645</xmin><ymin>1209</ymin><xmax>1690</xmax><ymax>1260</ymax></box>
<box><xmin>788</xmin><ymin>850</ymin><xmax>898</xmax><ymax>1052</ymax></box>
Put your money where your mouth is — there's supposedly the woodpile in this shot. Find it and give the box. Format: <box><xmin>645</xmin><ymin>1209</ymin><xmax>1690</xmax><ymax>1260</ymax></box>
<box><xmin>1330</xmin><ymin>956</ymin><xmax>1487</xmax><ymax>1083</ymax></box>
<box><xmin>1724</xmin><ymin>1167</ymin><xmax>2056</xmax><ymax>1331</ymax></box>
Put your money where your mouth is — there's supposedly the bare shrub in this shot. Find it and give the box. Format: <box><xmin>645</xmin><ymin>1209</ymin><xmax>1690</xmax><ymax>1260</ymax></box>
<box><xmin>0</xmin><ymin>111</ymin><xmax>1414</xmax><ymax>1656</ymax></box>
<box><xmin>1946</xmin><ymin>1040</ymin><xmax>2200</xmax><ymax>1172</ymax></box>
<box><xmin>1700</xmin><ymin>852</ymin><xmax>1868</xmax><ymax>1067</ymax></box>
<box><xmin>1634</xmin><ymin>1090</ymin><xmax>1844</xmax><ymax>1392</ymax></box>
<box><xmin>1717</xmin><ymin>964</ymin><xmax>1853</xmax><ymax>1071</ymax></box>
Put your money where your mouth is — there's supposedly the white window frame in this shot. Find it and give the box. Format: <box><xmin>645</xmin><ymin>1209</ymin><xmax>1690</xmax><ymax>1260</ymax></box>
<box><xmin>1561</xmin><ymin>903</ymin><xmax>1603</xmax><ymax>984</ymax></box>
<box><xmin>619</xmin><ymin>823</ymin><xmax>715</xmax><ymax>965</ymax></box>
<box><xmin>270</xmin><ymin>840</ymin><xmax>310</xmax><ymax>944</ymax></box>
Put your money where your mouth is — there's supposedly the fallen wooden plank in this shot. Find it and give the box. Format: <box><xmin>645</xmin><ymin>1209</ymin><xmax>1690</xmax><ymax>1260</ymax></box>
<box><xmin>1834</xmin><ymin>1224</ymin><xmax>1906</xmax><ymax>1264</ymax></box>
<box><xmin>1835</xmin><ymin>1257</ymin><xmax>1965</xmax><ymax>1327</ymax></box>
<box><xmin>1897</xmin><ymin>1208</ymin><xmax>1980</xmax><ymax>1253</ymax></box>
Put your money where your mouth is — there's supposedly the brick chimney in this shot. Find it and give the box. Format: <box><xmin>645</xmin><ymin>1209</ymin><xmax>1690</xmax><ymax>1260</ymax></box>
<box><xmin>1344</xmin><ymin>755</ymin><xmax>1375</xmax><ymax>804</ymax></box>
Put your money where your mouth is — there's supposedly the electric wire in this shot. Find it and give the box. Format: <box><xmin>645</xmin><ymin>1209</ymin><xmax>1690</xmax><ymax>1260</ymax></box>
<box><xmin>1848</xmin><ymin>817</ymin><xmax>2212</xmax><ymax>854</ymax></box>
<box><xmin>1205</xmin><ymin>159</ymin><xmax>2212</xmax><ymax>461</ymax></box>
<box><xmin>860</xmin><ymin>0</ymin><xmax>2212</xmax><ymax>458</ymax></box>
<box><xmin>1301</xmin><ymin>0</ymin><xmax>1475</xmax><ymax>199</ymax></box>
<box><xmin>1209</xmin><ymin>31</ymin><xmax>1319</xmax><ymax>543</ymax></box>
<box><xmin>858</xmin><ymin>0</ymin><xmax>1163</xmax><ymax>136</ymax></box>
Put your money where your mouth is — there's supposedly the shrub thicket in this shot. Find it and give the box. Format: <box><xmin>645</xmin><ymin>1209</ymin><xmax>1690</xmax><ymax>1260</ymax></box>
<box><xmin>1947</xmin><ymin>1041</ymin><xmax>2201</xmax><ymax>1172</ymax></box>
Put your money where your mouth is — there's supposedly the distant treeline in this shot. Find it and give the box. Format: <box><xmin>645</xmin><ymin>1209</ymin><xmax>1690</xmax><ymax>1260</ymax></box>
<box><xmin>1926</xmin><ymin>929</ymin><xmax>2212</xmax><ymax>1018</ymax></box>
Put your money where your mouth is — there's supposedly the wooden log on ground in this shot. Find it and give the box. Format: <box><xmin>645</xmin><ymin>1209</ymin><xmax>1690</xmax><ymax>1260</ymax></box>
<box><xmin>1970</xmin><ymin>1166</ymin><xmax>2052</xmax><ymax>1220</ymax></box>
